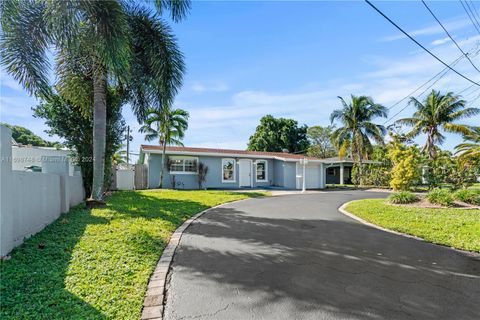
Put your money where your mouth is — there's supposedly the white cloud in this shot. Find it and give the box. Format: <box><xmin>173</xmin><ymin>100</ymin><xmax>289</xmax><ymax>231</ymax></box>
<box><xmin>431</xmin><ymin>37</ymin><xmax>451</xmax><ymax>46</ymax></box>
<box><xmin>382</xmin><ymin>16</ymin><xmax>472</xmax><ymax>42</ymax></box>
<box><xmin>190</xmin><ymin>81</ymin><xmax>229</xmax><ymax>93</ymax></box>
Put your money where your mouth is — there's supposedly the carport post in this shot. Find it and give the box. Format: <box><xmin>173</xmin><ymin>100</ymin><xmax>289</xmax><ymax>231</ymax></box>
<box><xmin>302</xmin><ymin>158</ymin><xmax>307</xmax><ymax>192</ymax></box>
<box><xmin>340</xmin><ymin>163</ymin><xmax>344</xmax><ymax>185</ymax></box>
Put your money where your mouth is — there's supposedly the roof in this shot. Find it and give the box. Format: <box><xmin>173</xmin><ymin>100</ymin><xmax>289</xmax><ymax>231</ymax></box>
<box><xmin>140</xmin><ymin>145</ymin><xmax>323</xmax><ymax>161</ymax></box>
<box><xmin>322</xmin><ymin>157</ymin><xmax>380</xmax><ymax>164</ymax></box>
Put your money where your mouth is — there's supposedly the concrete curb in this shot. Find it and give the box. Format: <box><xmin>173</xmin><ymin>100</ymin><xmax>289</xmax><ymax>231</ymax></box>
<box><xmin>140</xmin><ymin>197</ymin><xmax>257</xmax><ymax>320</ymax></box>
<box><xmin>338</xmin><ymin>201</ymin><xmax>480</xmax><ymax>257</ymax></box>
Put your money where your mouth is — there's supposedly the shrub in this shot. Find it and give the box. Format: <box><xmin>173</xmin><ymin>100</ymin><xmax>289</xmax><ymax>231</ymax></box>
<box><xmin>426</xmin><ymin>189</ymin><xmax>454</xmax><ymax>207</ymax></box>
<box><xmin>387</xmin><ymin>142</ymin><xmax>421</xmax><ymax>190</ymax></box>
<box><xmin>388</xmin><ymin>191</ymin><xmax>419</xmax><ymax>204</ymax></box>
<box><xmin>454</xmin><ymin>189</ymin><xmax>480</xmax><ymax>205</ymax></box>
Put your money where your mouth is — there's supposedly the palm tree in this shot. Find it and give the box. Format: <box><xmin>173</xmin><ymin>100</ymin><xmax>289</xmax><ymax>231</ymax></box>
<box><xmin>395</xmin><ymin>90</ymin><xmax>479</xmax><ymax>159</ymax></box>
<box><xmin>140</xmin><ymin>107</ymin><xmax>189</xmax><ymax>188</ymax></box>
<box><xmin>1</xmin><ymin>0</ymin><xmax>189</xmax><ymax>203</ymax></box>
<box><xmin>455</xmin><ymin>127</ymin><xmax>480</xmax><ymax>165</ymax></box>
<box><xmin>330</xmin><ymin>95</ymin><xmax>388</xmax><ymax>184</ymax></box>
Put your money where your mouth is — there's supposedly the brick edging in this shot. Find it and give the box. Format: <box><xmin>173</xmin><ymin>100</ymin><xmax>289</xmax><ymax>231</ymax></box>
<box><xmin>140</xmin><ymin>198</ymin><xmax>255</xmax><ymax>320</ymax></box>
<box><xmin>338</xmin><ymin>201</ymin><xmax>479</xmax><ymax>256</ymax></box>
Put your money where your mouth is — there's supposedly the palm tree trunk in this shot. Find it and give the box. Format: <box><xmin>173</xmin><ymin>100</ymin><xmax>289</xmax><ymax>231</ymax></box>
<box><xmin>90</xmin><ymin>69</ymin><xmax>107</xmax><ymax>201</ymax></box>
<box><xmin>160</xmin><ymin>142</ymin><xmax>166</xmax><ymax>188</ymax></box>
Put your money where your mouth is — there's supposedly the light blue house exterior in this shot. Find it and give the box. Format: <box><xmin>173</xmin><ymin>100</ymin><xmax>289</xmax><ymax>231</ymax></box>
<box><xmin>139</xmin><ymin>145</ymin><xmax>327</xmax><ymax>190</ymax></box>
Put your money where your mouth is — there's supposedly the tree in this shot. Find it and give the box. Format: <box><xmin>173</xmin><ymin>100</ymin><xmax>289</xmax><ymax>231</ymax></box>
<box><xmin>247</xmin><ymin>115</ymin><xmax>309</xmax><ymax>153</ymax></box>
<box><xmin>455</xmin><ymin>127</ymin><xmax>480</xmax><ymax>166</ymax></box>
<box><xmin>330</xmin><ymin>95</ymin><xmax>387</xmax><ymax>185</ymax></box>
<box><xmin>33</xmin><ymin>92</ymin><xmax>125</xmax><ymax>196</ymax></box>
<box><xmin>395</xmin><ymin>90</ymin><xmax>479</xmax><ymax>159</ymax></box>
<box><xmin>139</xmin><ymin>107</ymin><xmax>189</xmax><ymax>188</ymax></box>
<box><xmin>306</xmin><ymin>125</ymin><xmax>336</xmax><ymax>158</ymax></box>
<box><xmin>0</xmin><ymin>123</ymin><xmax>60</xmax><ymax>147</ymax></box>
<box><xmin>1</xmin><ymin>0</ymin><xmax>189</xmax><ymax>203</ymax></box>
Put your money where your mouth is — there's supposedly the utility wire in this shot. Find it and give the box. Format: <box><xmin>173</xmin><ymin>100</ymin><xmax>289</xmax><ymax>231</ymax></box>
<box><xmin>422</xmin><ymin>0</ymin><xmax>480</xmax><ymax>72</ymax></box>
<box><xmin>460</xmin><ymin>0</ymin><xmax>480</xmax><ymax>34</ymax></box>
<box><xmin>383</xmin><ymin>48</ymin><xmax>480</xmax><ymax>125</ymax></box>
<box><xmin>465</xmin><ymin>0</ymin><xmax>480</xmax><ymax>30</ymax></box>
<box><xmin>365</xmin><ymin>0</ymin><xmax>480</xmax><ymax>86</ymax></box>
<box><xmin>469</xmin><ymin>1</ymin><xmax>480</xmax><ymax>23</ymax></box>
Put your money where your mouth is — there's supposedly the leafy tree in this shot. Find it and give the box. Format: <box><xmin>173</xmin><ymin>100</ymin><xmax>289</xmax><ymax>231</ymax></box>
<box><xmin>330</xmin><ymin>95</ymin><xmax>387</xmax><ymax>185</ymax></box>
<box><xmin>33</xmin><ymin>92</ymin><xmax>125</xmax><ymax>196</ymax></box>
<box><xmin>306</xmin><ymin>125</ymin><xmax>336</xmax><ymax>158</ymax></box>
<box><xmin>139</xmin><ymin>107</ymin><xmax>189</xmax><ymax>188</ymax></box>
<box><xmin>1</xmin><ymin>0</ymin><xmax>189</xmax><ymax>202</ymax></box>
<box><xmin>387</xmin><ymin>142</ymin><xmax>422</xmax><ymax>191</ymax></box>
<box><xmin>395</xmin><ymin>90</ymin><xmax>479</xmax><ymax>159</ymax></box>
<box><xmin>455</xmin><ymin>127</ymin><xmax>480</xmax><ymax>166</ymax></box>
<box><xmin>247</xmin><ymin>115</ymin><xmax>309</xmax><ymax>153</ymax></box>
<box><xmin>0</xmin><ymin>123</ymin><xmax>60</xmax><ymax>147</ymax></box>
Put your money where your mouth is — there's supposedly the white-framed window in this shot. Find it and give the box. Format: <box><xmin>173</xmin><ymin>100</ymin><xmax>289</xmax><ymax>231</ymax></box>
<box><xmin>255</xmin><ymin>160</ymin><xmax>268</xmax><ymax>182</ymax></box>
<box><xmin>169</xmin><ymin>156</ymin><xmax>198</xmax><ymax>174</ymax></box>
<box><xmin>222</xmin><ymin>158</ymin><xmax>236</xmax><ymax>182</ymax></box>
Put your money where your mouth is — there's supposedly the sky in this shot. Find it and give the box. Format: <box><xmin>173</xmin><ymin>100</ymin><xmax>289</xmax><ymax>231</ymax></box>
<box><xmin>1</xmin><ymin>1</ymin><xmax>480</xmax><ymax>162</ymax></box>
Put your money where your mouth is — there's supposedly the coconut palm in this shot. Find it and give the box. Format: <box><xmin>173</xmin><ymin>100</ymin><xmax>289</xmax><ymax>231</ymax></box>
<box><xmin>395</xmin><ymin>90</ymin><xmax>479</xmax><ymax>159</ymax></box>
<box><xmin>455</xmin><ymin>127</ymin><xmax>480</xmax><ymax>165</ymax></box>
<box><xmin>0</xmin><ymin>0</ymin><xmax>189</xmax><ymax>203</ymax></box>
<box><xmin>330</xmin><ymin>95</ymin><xmax>388</xmax><ymax>184</ymax></box>
<box><xmin>140</xmin><ymin>107</ymin><xmax>189</xmax><ymax>188</ymax></box>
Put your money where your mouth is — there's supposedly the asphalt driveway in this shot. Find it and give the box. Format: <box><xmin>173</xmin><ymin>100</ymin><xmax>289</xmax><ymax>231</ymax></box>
<box><xmin>164</xmin><ymin>191</ymin><xmax>480</xmax><ymax>320</ymax></box>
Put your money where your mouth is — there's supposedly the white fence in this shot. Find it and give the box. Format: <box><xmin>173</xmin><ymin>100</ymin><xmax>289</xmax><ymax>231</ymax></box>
<box><xmin>0</xmin><ymin>125</ymin><xmax>85</xmax><ymax>256</ymax></box>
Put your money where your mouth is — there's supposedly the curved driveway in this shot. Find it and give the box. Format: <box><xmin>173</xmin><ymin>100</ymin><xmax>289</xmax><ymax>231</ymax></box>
<box><xmin>164</xmin><ymin>191</ymin><xmax>480</xmax><ymax>320</ymax></box>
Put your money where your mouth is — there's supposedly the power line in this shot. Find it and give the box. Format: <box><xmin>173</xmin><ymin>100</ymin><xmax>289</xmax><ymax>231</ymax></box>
<box><xmin>460</xmin><ymin>0</ymin><xmax>480</xmax><ymax>34</ymax></box>
<box><xmin>383</xmin><ymin>48</ymin><xmax>480</xmax><ymax>125</ymax></box>
<box><xmin>422</xmin><ymin>0</ymin><xmax>480</xmax><ymax>73</ymax></box>
<box><xmin>365</xmin><ymin>0</ymin><xmax>480</xmax><ymax>86</ymax></box>
<box><xmin>465</xmin><ymin>0</ymin><xmax>480</xmax><ymax>29</ymax></box>
<box><xmin>469</xmin><ymin>1</ymin><xmax>480</xmax><ymax>22</ymax></box>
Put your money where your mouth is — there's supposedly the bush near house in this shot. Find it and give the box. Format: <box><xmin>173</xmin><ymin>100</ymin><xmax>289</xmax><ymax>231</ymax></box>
<box><xmin>454</xmin><ymin>189</ymin><xmax>480</xmax><ymax>205</ymax></box>
<box><xmin>388</xmin><ymin>191</ymin><xmax>418</xmax><ymax>204</ymax></box>
<box><xmin>0</xmin><ymin>190</ymin><xmax>266</xmax><ymax>320</ymax></box>
<box><xmin>426</xmin><ymin>188</ymin><xmax>454</xmax><ymax>207</ymax></box>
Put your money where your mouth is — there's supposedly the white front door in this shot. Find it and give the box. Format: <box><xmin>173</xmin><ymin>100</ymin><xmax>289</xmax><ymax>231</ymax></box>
<box><xmin>239</xmin><ymin>159</ymin><xmax>252</xmax><ymax>187</ymax></box>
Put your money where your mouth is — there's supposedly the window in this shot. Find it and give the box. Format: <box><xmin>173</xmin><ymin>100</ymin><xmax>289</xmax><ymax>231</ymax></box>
<box><xmin>222</xmin><ymin>158</ymin><xmax>236</xmax><ymax>182</ymax></box>
<box><xmin>256</xmin><ymin>160</ymin><xmax>268</xmax><ymax>182</ymax></box>
<box><xmin>169</xmin><ymin>157</ymin><xmax>198</xmax><ymax>174</ymax></box>
<box><xmin>327</xmin><ymin>167</ymin><xmax>336</xmax><ymax>175</ymax></box>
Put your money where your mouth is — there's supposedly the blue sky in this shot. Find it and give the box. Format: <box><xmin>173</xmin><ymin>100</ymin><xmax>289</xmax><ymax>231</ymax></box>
<box><xmin>1</xmin><ymin>1</ymin><xmax>480</xmax><ymax>160</ymax></box>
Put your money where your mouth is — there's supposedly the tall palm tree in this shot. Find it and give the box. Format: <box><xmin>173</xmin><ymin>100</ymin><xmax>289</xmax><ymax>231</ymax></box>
<box><xmin>395</xmin><ymin>90</ymin><xmax>479</xmax><ymax>159</ymax></box>
<box><xmin>455</xmin><ymin>127</ymin><xmax>480</xmax><ymax>165</ymax></box>
<box><xmin>1</xmin><ymin>0</ymin><xmax>189</xmax><ymax>203</ymax></box>
<box><xmin>140</xmin><ymin>107</ymin><xmax>189</xmax><ymax>188</ymax></box>
<box><xmin>330</xmin><ymin>95</ymin><xmax>388</xmax><ymax>184</ymax></box>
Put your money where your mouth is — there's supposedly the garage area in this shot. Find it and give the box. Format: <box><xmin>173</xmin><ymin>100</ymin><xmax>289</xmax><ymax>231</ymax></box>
<box><xmin>295</xmin><ymin>162</ymin><xmax>325</xmax><ymax>189</ymax></box>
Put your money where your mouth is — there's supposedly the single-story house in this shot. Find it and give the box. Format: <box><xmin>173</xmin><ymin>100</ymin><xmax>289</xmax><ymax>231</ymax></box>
<box><xmin>139</xmin><ymin>145</ymin><xmax>365</xmax><ymax>190</ymax></box>
<box><xmin>322</xmin><ymin>157</ymin><xmax>381</xmax><ymax>184</ymax></box>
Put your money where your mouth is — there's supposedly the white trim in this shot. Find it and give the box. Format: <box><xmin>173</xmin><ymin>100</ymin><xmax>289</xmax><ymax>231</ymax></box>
<box><xmin>221</xmin><ymin>158</ymin><xmax>236</xmax><ymax>183</ymax></box>
<box><xmin>255</xmin><ymin>159</ymin><xmax>268</xmax><ymax>182</ymax></box>
<box><xmin>168</xmin><ymin>156</ymin><xmax>199</xmax><ymax>174</ymax></box>
<box><xmin>238</xmin><ymin>159</ymin><xmax>253</xmax><ymax>187</ymax></box>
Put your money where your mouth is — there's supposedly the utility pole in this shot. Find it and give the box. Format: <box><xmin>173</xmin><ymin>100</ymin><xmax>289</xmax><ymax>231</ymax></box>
<box><xmin>125</xmin><ymin>126</ymin><xmax>132</xmax><ymax>165</ymax></box>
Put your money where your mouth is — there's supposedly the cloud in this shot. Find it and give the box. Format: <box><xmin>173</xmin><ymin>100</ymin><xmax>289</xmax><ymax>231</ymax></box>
<box><xmin>190</xmin><ymin>81</ymin><xmax>229</xmax><ymax>93</ymax></box>
<box><xmin>431</xmin><ymin>37</ymin><xmax>451</xmax><ymax>46</ymax></box>
<box><xmin>382</xmin><ymin>16</ymin><xmax>472</xmax><ymax>42</ymax></box>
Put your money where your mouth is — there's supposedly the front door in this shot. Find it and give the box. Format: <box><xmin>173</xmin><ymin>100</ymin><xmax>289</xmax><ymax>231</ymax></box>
<box><xmin>239</xmin><ymin>159</ymin><xmax>252</xmax><ymax>187</ymax></box>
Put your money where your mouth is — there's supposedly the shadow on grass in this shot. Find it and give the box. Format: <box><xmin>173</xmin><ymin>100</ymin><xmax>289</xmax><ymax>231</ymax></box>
<box><xmin>0</xmin><ymin>205</ymin><xmax>109</xmax><ymax>319</ymax></box>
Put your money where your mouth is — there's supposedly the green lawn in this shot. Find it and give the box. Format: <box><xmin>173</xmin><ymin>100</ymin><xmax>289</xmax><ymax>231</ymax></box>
<box><xmin>0</xmin><ymin>190</ymin><xmax>265</xmax><ymax>319</ymax></box>
<box><xmin>345</xmin><ymin>199</ymin><xmax>480</xmax><ymax>252</ymax></box>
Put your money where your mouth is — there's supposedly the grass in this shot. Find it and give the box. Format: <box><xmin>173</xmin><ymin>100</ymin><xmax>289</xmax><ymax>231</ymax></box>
<box><xmin>345</xmin><ymin>199</ymin><xmax>480</xmax><ymax>252</ymax></box>
<box><xmin>0</xmin><ymin>190</ymin><xmax>266</xmax><ymax>319</ymax></box>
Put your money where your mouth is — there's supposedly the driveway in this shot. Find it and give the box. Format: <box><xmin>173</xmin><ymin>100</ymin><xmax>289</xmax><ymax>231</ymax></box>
<box><xmin>164</xmin><ymin>191</ymin><xmax>480</xmax><ymax>320</ymax></box>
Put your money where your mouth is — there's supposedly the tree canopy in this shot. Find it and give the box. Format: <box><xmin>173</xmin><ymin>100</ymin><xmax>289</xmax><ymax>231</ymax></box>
<box><xmin>1</xmin><ymin>123</ymin><xmax>60</xmax><ymax>147</ymax></box>
<box><xmin>306</xmin><ymin>125</ymin><xmax>337</xmax><ymax>158</ymax></box>
<box><xmin>247</xmin><ymin>115</ymin><xmax>309</xmax><ymax>153</ymax></box>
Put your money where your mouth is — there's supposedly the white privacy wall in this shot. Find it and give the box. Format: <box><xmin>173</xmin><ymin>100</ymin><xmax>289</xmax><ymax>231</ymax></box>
<box><xmin>0</xmin><ymin>125</ymin><xmax>85</xmax><ymax>256</ymax></box>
